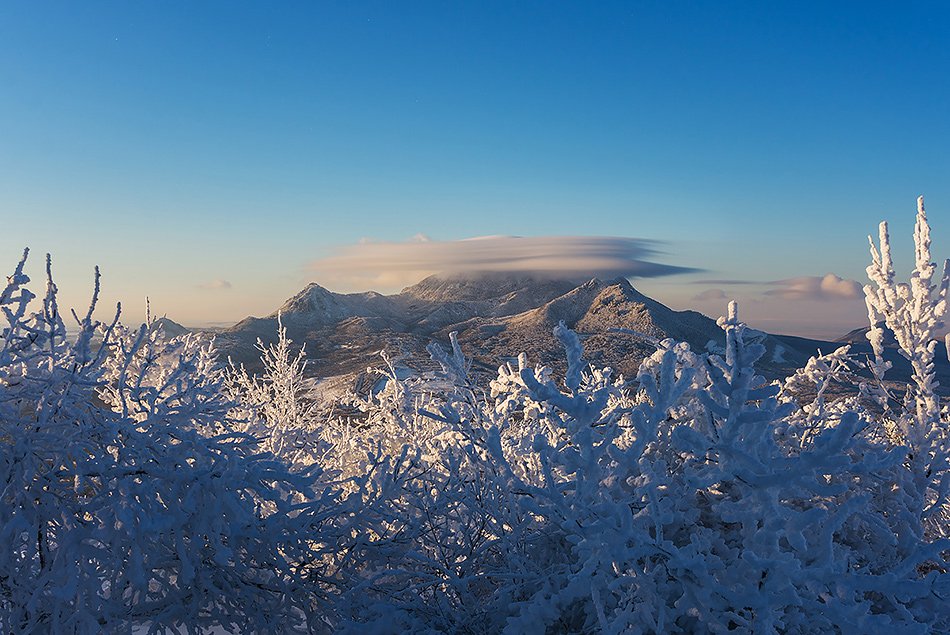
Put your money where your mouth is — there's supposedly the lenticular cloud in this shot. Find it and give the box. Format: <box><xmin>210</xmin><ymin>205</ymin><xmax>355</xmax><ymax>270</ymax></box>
<box><xmin>309</xmin><ymin>235</ymin><xmax>697</xmax><ymax>290</ymax></box>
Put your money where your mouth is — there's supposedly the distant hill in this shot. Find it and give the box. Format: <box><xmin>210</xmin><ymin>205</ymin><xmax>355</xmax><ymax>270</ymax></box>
<box><xmin>834</xmin><ymin>322</ymin><xmax>898</xmax><ymax>347</ymax></box>
<box><xmin>772</xmin><ymin>323</ymin><xmax>950</xmax><ymax>396</ymax></box>
<box><xmin>149</xmin><ymin>316</ymin><xmax>190</xmax><ymax>339</ymax></box>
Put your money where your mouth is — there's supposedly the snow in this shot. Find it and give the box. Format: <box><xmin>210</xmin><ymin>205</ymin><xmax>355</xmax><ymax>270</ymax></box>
<box><xmin>0</xmin><ymin>197</ymin><xmax>948</xmax><ymax>632</ymax></box>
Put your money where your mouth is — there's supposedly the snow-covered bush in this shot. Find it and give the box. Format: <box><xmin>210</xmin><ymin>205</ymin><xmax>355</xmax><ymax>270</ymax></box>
<box><xmin>1</xmin><ymin>195</ymin><xmax>948</xmax><ymax>633</ymax></box>
<box><xmin>0</xmin><ymin>252</ymin><xmax>345</xmax><ymax>633</ymax></box>
<box><xmin>331</xmin><ymin>307</ymin><xmax>948</xmax><ymax>633</ymax></box>
<box><xmin>322</xmin><ymin>198</ymin><xmax>950</xmax><ymax>633</ymax></box>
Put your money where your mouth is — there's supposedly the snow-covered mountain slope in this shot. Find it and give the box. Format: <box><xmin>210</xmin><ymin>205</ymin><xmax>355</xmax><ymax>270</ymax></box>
<box><xmin>213</xmin><ymin>273</ymin><xmax>945</xmax><ymax>392</ymax></box>
<box><xmin>446</xmin><ymin>277</ymin><xmax>802</xmax><ymax>380</ymax></box>
<box><xmin>212</xmin><ymin>274</ymin><xmax>815</xmax><ymax>383</ymax></box>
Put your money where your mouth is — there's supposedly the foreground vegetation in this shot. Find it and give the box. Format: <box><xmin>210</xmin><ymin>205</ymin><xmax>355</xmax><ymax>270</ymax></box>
<box><xmin>1</xmin><ymin>199</ymin><xmax>949</xmax><ymax>633</ymax></box>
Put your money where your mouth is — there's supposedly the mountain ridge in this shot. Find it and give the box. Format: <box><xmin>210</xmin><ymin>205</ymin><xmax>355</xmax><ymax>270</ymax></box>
<box><xmin>212</xmin><ymin>273</ymin><xmax>805</xmax><ymax>384</ymax></box>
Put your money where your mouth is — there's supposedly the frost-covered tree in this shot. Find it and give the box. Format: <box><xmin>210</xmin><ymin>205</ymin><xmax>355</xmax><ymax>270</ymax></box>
<box><xmin>3</xmin><ymin>193</ymin><xmax>950</xmax><ymax>633</ymax></box>
<box><xmin>226</xmin><ymin>314</ymin><xmax>324</xmax><ymax>467</ymax></box>
<box><xmin>0</xmin><ymin>252</ymin><xmax>342</xmax><ymax>633</ymax></box>
<box><xmin>332</xmin><ymin>308</ymin><xmax>949</xmax><ymax>632</ymax></box>
<box><xmin>326</xmin><ymin>335</ymin><xmax>539</xmax><ymax>633</ymax></box>
<box><xmin>670</xmin><ymin>302</ymin><xmax>942</xmax><ymax>633</ymax></box>
<box><xmin>865</xmin><ymin>195</ymin><xmax>950</xmax><ymax>538</ymax></box>
<box><xmin>271</xmin><ymin>198</ymin><xmax>950</xmax><ymax>631</ymax></box>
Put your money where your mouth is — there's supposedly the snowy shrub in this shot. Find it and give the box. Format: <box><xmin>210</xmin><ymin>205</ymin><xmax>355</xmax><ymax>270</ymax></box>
<box><xmin>0</xmin><ymin>253</ymin><xmax>346</xmax><ymax>633</ymax></box>
<box><xmin>1</xmin><ymin>195</ymin><xmax>948</xmax><ymax>633</ymax></box>
<box><xmin>325</xmin><ymin>197</ymin><xmax>949</xmax><ymax>633</ymax></box>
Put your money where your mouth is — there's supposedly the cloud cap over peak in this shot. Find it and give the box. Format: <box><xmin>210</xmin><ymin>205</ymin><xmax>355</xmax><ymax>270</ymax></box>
<box><xmin>309</xmin><ymin>235</ymin><xmax>698</xmax><ymax>291</ymax></box>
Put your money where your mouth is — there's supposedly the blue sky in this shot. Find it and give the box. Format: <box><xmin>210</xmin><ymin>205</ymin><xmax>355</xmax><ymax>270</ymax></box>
<box><xmin>2</xmin><ymin>2</ymin><xmax>949</xmax><ymax>337</ymax></box>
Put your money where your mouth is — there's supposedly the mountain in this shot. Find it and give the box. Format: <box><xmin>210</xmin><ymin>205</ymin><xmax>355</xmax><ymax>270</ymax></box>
<box><xmin>212</xmin><ymin>274</ymin><xmax>810</xmax><ymax>386</ymax></box>
<box><xmin>834</xmin><ymin>322</ymin><xmax>898</xmax><ymax>347</ymax></box>
<box><xmin>149</xmin><ymin>316</ymin><xmax>190</xmax><ymax>339</ymax></box>
<box><xmin>436</xmin><ymin>277</ymin><xmax>806</xmax><ymax>380</ymax></box>
<box><xmin>214</xmin><ymin>275</ymin><xmax>572</xmax><ymax>371</ymax></box>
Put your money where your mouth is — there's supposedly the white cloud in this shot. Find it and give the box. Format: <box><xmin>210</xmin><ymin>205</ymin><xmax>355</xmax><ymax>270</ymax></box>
<box><xmin>309</xmin><ymin>235</ymin><xmax>697</xmax><ymax>291</ymax></box>
<box><xmin>693</xmin><ymin>288</ymin><xmax>728</xmax><ymax>301</ymax></box>
<box><xmin>693</xmin><ymin>279</ymin><xmax>757</xmax><ymax>286</ymax></box>
<box><xmin>765</xmin><ymin>273</ymin><xmax>862</xmax><ymax>301</ymax></box>
<box><xmin>198</xmin><ymin>279</ymin><xmax>232</xmax><ymax>291</ymax></box>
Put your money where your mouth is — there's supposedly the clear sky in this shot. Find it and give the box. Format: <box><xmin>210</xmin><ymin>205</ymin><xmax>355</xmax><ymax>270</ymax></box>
<box><xmin>2</xmin><ymin>1</ymin><xmax>949</xmax><ymax>338</ymax></box>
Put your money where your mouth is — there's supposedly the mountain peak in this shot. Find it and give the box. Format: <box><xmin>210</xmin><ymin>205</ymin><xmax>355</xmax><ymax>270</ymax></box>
<box><xmin>599</xmin><ymin>277</ymin><xmax>652</xmax><ymax>303</ymax></box>
<box><xmin>149</xmin><ymin>316</ymin><xmax>189</xmax><ymax>338</ymax></box>
<box><xmin>272</xmin><ymin>283</ymin><xmax>343</xmax><ymax>317</ymax></box>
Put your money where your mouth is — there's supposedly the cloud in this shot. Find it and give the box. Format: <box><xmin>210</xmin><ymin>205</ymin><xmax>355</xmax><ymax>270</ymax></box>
<box><xmin>764</xmin><ymin>273</ymin><xmax>862</xmax><ymax>301</ymax></box>
<box><xmin>692</xmin><ymin>279</ymin><xmax>759</xmax><ymax>286</ymax></box>
<box><xmin>309</xmin><ymin>235</ymin><xmax>699</xmax><ymax>291</ymax></box>
<box><xmin>198</xmin><ymin>278</ymin><xmax>232</xmax><ymax>291</ymax></box>
<box><xmin>693</xmin><ymin>288</ymin><xmax>728</xmax><ymax>301</ymax></box>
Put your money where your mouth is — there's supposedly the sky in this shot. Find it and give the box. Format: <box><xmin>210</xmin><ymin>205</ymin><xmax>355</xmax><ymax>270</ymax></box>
<box><xmin>2</xmin><ymin>1</ymin><xmax>949</xmax><ymax>338</ymax></box>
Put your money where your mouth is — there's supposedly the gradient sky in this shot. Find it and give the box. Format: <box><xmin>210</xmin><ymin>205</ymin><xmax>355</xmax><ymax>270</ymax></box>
<box><xmin>2</xmin><ymin>1</ymin><xmax>949</xmax><ymax>338</ymax></box>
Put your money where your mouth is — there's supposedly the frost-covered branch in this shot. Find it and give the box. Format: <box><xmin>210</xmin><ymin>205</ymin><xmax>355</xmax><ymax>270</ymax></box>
<box><xmin>865</xmin><ymin>196</ymin><xmax>950</xmax><ymax>536</ymax></box>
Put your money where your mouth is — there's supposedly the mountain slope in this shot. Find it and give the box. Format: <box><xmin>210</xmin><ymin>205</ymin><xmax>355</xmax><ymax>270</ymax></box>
<box><xmin>445</xmin><ymin>277</ymin><xmax>803</xmax><ymax>379</ymax></box>
<box><xmin>216</xmin><ymin>275</ymin><xmax>583</xmax><ymax>371</ymax></box>
<box><xmin>212</xmin><ymin>274</ymin><xmax>811</xmax><ymax>383</ymax></box>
